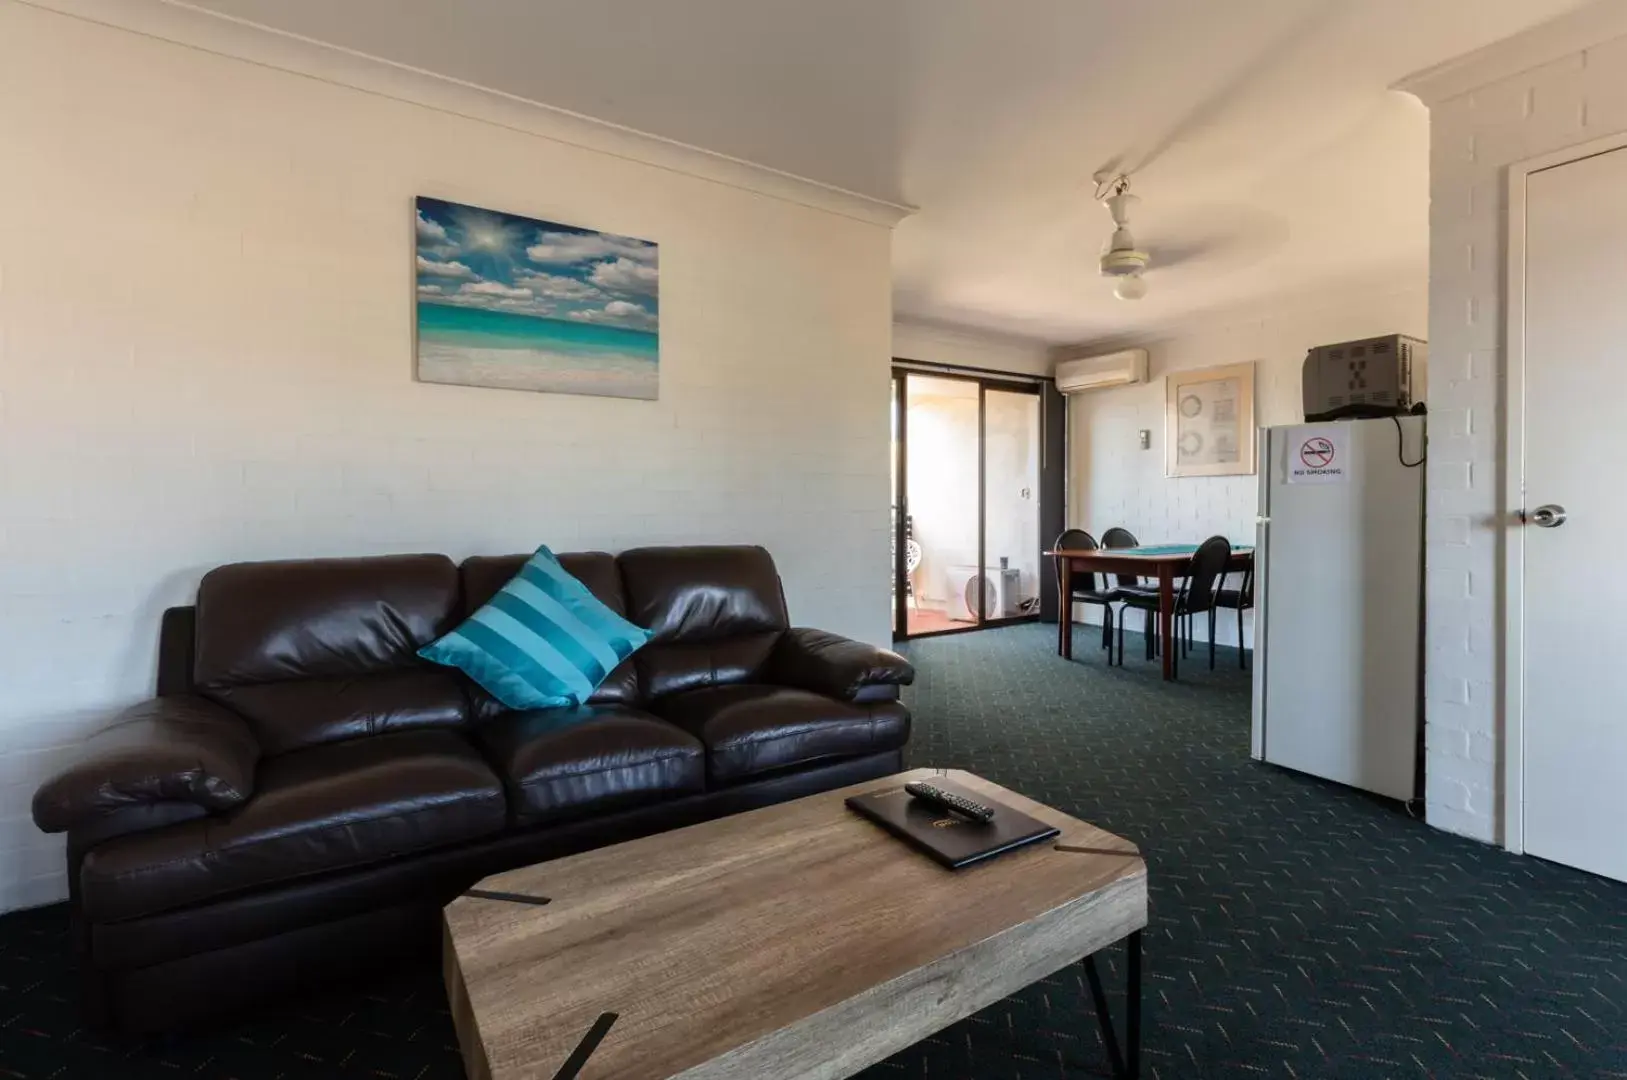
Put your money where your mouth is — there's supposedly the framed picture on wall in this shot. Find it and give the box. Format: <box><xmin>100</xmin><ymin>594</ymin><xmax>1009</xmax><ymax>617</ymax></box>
<box><xmin>1165</xmin><ymin>361</ymin><xmax>1256</xmax><ymax>477</ymax></box>
<box><xmin>414</xmin><ymin>196</ymin><xmax>659</xmax><ymax>400</ymax></box>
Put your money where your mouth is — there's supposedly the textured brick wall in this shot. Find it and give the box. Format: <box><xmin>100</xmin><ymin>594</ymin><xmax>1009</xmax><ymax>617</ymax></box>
<box><xmin>0</xmin><ymin>6</ymin><xmax>895</xmax><ymax>910</ymax></box>
<box><xmin>1065</xmin><ymin>282</ymin><xmax>1428</xmax><ymax>649</ymax></box>
<box><xmin>1421</xmin><ymin>34</ymin><xmax>1627</xmax><ymax>843</ymax></box>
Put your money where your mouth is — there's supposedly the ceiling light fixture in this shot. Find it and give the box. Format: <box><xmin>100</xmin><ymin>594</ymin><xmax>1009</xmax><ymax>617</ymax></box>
<box><xmin>1097</xmin><ymin>175</ymin><xmax>1149</xmax><ymax>301</ymax></box>
<box><xmin>1113</xmin><ymin>273</ymin><xmax>1148</xmax><ymax>301</ymax></box>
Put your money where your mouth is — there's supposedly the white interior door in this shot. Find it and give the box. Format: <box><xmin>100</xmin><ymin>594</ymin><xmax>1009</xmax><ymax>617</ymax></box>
<box><xmin>1521</xmin><ymin>145</ymin><xmax>1627</xmax><ymax>883</ymax></box>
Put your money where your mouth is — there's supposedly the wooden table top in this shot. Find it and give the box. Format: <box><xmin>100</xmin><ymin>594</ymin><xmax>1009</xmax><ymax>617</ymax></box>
<box><xmin>442</xmin><ymin>769</ymin><xmax>1147</xmax><ymax>1080</ymax></box>
<box><xmin>1046</xmin><ymin>546</ymin><xmax>1254</xmax><ymax>565</ymax></box>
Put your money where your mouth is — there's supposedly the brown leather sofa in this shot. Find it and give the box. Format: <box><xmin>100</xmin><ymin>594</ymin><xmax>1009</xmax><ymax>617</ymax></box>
<box><xmin>32</xmin><ymin>545</ymin><xmax>913</xmax><ymax>1032</ymax></box>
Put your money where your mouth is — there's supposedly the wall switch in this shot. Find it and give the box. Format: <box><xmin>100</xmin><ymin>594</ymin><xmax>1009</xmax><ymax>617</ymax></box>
<box><xmin>1138</xmin><ymin>429</ymin><xmax>1151</xmax><ymax>449</ymax></box>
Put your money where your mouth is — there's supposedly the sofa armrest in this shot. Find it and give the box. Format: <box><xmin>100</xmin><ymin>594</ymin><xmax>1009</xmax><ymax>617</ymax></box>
<box><xmin>32</xmin><ymin>696</ymin><xmax>261</xmax><ymax>834</ymax></box>
<box><xmin>770</xmin><ymin>628</ymin><xmax>915</xmax><ymax>701</ymax></box>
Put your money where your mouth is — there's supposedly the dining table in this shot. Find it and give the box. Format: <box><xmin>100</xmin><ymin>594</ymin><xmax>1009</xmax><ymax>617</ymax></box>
<box><xmin>1046</xmin><ymin>543</ymin><xmax>1255</xmax><ymax>680</ymax></box>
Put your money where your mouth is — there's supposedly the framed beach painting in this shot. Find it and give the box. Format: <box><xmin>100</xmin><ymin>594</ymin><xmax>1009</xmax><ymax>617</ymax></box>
<box><xmin>414</xmin><ymin>196</ymin><xmax>659</xmax><ymax>400</ymax></box>
<box><xmin>1165</xmin><ymin>361</ymin><xmax>1256</xmax><ymax>477</ymax></box>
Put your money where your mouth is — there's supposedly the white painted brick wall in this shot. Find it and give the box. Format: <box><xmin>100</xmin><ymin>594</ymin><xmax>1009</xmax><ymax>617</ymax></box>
<box><xmin>1065</xmin><ymin>281</ymin><xmax>1428</xmax><ymax>648</ymax></box>
<box><xmin>0</xmin><ymin>6</ymin><xmax>895</xmax><ymax>910</ymax></box>
<box><xmin>1421</xmin><ymin>34</ymin><xmax>1627</xmax><ymax>843</ymax></box>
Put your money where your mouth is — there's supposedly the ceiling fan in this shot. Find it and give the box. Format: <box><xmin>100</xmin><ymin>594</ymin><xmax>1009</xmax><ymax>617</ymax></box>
<box><xmin>1091</xmin><ymin>170</ymin><xmax>1268</xmax><ymax>300</ymax></box>
<box><xmin>1096</xmin><ymin>174</ymin><xmax>1149</xmax><ymax>301</ymax></box>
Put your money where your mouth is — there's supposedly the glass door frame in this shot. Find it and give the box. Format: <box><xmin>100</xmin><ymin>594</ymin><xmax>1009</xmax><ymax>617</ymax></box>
<box><xmin>892</xmin><ymin>364</ymin><xmax>1044</xmax><ymax>641</ymax></box>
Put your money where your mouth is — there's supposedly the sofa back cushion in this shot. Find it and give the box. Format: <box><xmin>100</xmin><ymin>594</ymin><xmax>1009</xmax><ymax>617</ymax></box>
<box><xmin>194</xmin><ymin>554</ymin><xmax>467</xmax><ymax>754</ymax></box>
<box><xmin>459</xmin><ymin>552</ymin><xmax>640</xmax><ymax>720</ymax></box>
<box><xmin>617</xmin><ymin>546</ymin><xmax>788</xmax><ymax>699</ymax></box>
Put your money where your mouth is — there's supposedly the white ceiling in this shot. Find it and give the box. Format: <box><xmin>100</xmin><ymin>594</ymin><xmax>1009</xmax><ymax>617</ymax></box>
<box><xmin>179</xmin><ymin>0</ymin><xmax>1586</xmax><ymax>344</ymax></box>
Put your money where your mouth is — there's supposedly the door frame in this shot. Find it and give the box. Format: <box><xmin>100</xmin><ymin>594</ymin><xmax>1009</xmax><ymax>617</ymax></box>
<box><xmin>1501</xmin><ymin>129</ymin><xmax>1627</xmax><ymax>855</ymax></box>
<box><xmin>891</xmin><ymin>370</ymin><xmax>911</xmax><ymax>641</ymax></box>
<box><xmin>891</xmin><ymin>363</ymin><xmax>1047</xmax><ymax>640</ymax></box>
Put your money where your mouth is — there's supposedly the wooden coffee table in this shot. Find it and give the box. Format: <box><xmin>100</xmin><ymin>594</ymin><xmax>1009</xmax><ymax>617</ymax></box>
<box><xmin>443</xmin><ymin>769</ymin><xmax>1147</xmax><ymax>1080</ymax></box>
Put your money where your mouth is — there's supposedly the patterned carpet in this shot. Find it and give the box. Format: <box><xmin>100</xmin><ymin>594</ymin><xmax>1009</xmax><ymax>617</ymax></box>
<box><xmin>2</xmin><ymin>623</ymin><xmax>1626</xmax><ymax>1079</ymax></box>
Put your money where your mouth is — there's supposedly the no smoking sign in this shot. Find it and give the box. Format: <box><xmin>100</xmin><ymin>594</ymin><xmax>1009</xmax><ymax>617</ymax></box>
<box><xmin>1300</xmin><ymin>437</ymin><xmax>1335</xmax><ymax>469</ymax></box>
<box><xmin>1287</xmin><ymin>427</ymin><xmax>1347</xmax><ymax>484</ymax></box>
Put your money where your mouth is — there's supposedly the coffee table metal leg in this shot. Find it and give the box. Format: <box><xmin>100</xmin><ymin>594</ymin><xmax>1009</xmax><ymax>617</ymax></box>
<box><xmin>1084</xmin><ymin>930</ymin><xmax>1142</xmax><ymax>1080</ymax></box>
<box><xmin>1127</xmin><ymin>929</ymin><xmax>1142</xmax><ymax>1078</ymax></box>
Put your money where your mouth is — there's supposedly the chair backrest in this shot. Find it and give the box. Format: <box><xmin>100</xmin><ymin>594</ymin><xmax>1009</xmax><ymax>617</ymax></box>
<box><xmin>1055</xmin><ymin>529</ymin><xmax>1098</xmax><ymax>593</ymax></box>
<box><xmin>1100</xmin><ymin>527</ymin><xmax>1141</xmax><ymax>588</ymax></box>
<box><xmin>1056</xmin><ymin>528</ymin><xmax>1096</xmax><ymax>551</ymax></box>
<box><xmin>1179</xmin><ymin>536</ymin><xmax>1233</xmax><ymax>612</ymax></box>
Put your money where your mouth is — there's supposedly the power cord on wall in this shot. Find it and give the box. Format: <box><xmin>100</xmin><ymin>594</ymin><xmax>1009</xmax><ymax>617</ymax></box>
<box><xmin>1392</xmin><ymin>415</ymin><xmax>1426</xmax><ymax>468</ymax></box>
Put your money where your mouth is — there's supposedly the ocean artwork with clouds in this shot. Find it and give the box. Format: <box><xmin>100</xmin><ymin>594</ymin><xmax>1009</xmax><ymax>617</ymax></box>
<box><xmin>414</xmin><ymin>197</ymin><xmax>659</xmax><ymax>400</ymax></box>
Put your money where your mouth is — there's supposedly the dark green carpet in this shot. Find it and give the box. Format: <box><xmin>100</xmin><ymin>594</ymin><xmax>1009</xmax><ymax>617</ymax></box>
<box><xmin>3</xmin><ymin>623</ymin><xmax>1625</xmax><ymax>1079</ymax></box>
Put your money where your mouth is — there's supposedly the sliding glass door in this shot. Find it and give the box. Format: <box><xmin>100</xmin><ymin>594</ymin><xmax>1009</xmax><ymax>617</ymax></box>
<box><xmin>901</xmin><ymin>375</ymin><xmax>980</xmax><ymax>635</ymax></box>
<box><xmin>982</xmin><ymin>388</ymin><xmax>1042</xmax><ymax>621</ymax></box>
<box><xmin>892</xmin><ymin>369</ymin><xmax>1042</xmax><ymax>639</ymax></box>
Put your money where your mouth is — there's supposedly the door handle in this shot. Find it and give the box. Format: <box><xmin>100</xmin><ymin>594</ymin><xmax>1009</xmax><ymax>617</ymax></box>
<box><xmin>1528</xmin><ymin>504</ymin><xmax>1567</xmax><ymax>528</ymax></box>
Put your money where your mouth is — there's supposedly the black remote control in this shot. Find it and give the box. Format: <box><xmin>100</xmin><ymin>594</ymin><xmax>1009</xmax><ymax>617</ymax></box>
<box><xmin>905</xmin><ymin>781</ymin><xmax>996</xmax><ymax>824</ymax></box>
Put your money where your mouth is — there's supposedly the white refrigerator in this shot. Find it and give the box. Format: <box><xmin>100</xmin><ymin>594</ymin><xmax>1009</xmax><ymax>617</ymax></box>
<box><xmin>1250</xmin><ymin>416</ymin><xmax>1425</xmax><ymax>802</ymax></box>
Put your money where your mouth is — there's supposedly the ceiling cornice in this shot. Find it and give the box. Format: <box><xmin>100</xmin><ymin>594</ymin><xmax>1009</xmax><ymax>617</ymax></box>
<box><xmin>15</xmin><ymin>0</ymin><xmax>917</xmax><ymax>228</ymax></box>
<box><xmin>1394</xmin><ymin>0</ymin><xmax>1627</xmax><ymax>105</ymax></box>
<box><xmin>892</xmin><ymin>317</ymin><xmax>1050</xmax><ymax>354</ymax></box>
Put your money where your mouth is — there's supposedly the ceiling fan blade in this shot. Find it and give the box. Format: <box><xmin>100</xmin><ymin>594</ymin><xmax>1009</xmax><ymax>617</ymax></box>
<box><xmin>1142</xmin><ymin>205</ymin><xmax>1293</xmax><ymax>274</ymax></box>
<box><xmin>1148</xmin><ymin>240</ymin><xmax>1226</xmax><ymax>270</ymax></box>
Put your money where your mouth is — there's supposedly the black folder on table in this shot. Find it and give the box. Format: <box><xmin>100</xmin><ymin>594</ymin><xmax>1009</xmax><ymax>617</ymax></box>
<box><xmin>845</xmin><ymin>779</ymin><xmax>1059</xmax><ymax>869</ymax></box>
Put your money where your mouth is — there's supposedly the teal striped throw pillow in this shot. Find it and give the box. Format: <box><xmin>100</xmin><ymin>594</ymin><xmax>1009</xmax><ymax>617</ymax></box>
<box><xmin>420</xmin><ymin>546</ymin><xmax>651</xmax><ymax>711</ymax></box>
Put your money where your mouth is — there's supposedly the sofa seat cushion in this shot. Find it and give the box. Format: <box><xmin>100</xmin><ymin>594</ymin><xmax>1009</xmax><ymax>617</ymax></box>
<box><xmin>651</xmin><ymin>685</ymin><xmax>909</xmax><ymax>784</ymax></box>
<box><xmin>79</xmin><ymin>730</ymin><xmax>507</xmax><ymax>923</ymax></box>
<box><xmin>473</xmin><ymin>706</ymin><xmax>704</xmax><ymax>826</ymax></box>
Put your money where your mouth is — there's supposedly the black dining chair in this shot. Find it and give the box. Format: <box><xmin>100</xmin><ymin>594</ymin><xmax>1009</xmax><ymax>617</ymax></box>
<box><xmin>1214</xmin><ymin>559</ymin><xmax>1255</xmax><ymax>669</ymax></box>
<box><xmin>1099</xmin><ymin>527</ymin><xmax>1152</xmax><ymax>592</ymax></box>
<box><xmin>1055</xmin><ymin>529</ymin><xmax>1119</xmax><ymax>652</ymax></box>
<box><xmin>1101</xmin><ymin>526</ymin><xmax>1159</xmax><ymax>657</ymax></box>
<box><xmin>1115</xmin><ymin>535</ymin><xmax>1232</xmax><ymax>674</ymax></box>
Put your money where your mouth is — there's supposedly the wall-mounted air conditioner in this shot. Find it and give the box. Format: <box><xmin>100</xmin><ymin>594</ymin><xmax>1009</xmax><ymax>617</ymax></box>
<box><xmin>1053</xmin><ymin>348</ymin><xmax>1149</xmax><ymax>395</ymax></box>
